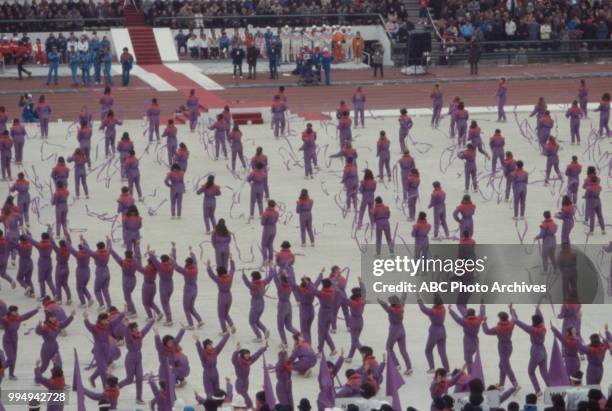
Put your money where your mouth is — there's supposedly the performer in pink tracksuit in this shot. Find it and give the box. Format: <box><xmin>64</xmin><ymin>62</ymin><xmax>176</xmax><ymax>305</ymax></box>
<box><xmin>260</xmin><ymin>200</ymin><xmax>279</xmax><ymax>264</ymax></box>
<box><xmin>357</xmin><ymin>169</ymin><xmax>376</xmax><ymax>229</ymax></box>
<box><xmin>207</xmin><ymin>257</ymin><xmax>236</xmax><ymax>334</ymax></box>
<box><xmin>449</xmin><ymin>304</ymin><xmax>484</xmax><ymax>373</ymax></box>
<box><xmin>511</xmin><ymin>305</ymin><xmax>549</xmax><ymax>395</ymax></box>
<box><xmin>35</xmin><ymin>95</ymin><xmax>51</xmax><ymax>138</ymax></box>
<box><xmin>565</xmin><ymin>100</ymin><xmax>583</xmax><ymax>144</ymax></box>
<box><xmin>162</xmin><ymin>119</ymin><xmax>178</xmax><ymax>166</ymax></box>
<box><xmin>428</xmin><ymin>181</ymin><xmax>449</xmax><ymax>240</ymax></box>
<box><xmin>378</xmin><ymin>293</ymin><xmax>412</xmax><ymax>375</ymax></box>
<box><xmin>482</xmin><ymin>307</ymin><xmax>519</xmax><ymax>389</ymax></box>
<box><xmin>352</xmin><ymin>87</ymin><xmax>366</xmax><ymax>127</ymax></box>
<box><xmin>299</xmin><ymin>123</ymin><xmax>318</xmax><ymax>179</ymax></box>
<box><xmin>242</xmin><ymin>269</ymin><xmax>272</xmax><ymax>341</ymax></box>
<box><xmin>496</xmin><ymin>78</ymin><xmax>507</xmax><ymax>122</ymax></box>
<box><xmin>228</xmin><ymin>125</ymin><xmax>247</xmax><ymax>171</ymax></box>
<box><xmin>164</xmin><ymin>164</ymin><xmax>185</xmax><ymax>218</ymax></box>
<box><xmin>398</xmin><ymin>109</ymin><xmax>413</xmax><ymax>153</ymax></box>
<box><xmin>296</xmin><ymin>189</ymin><xmax>315</xmax><ymax>247</ymax></box>
<box><xmin>543</xmin><ymin>137</ymin><xmax>562</xmax><ymax>185</ymax></box>
<box><xmin>196</xmin><ymin>175</ymin><xmax>221</xmax><ymax>233</ymax></box>
<box><xmin>376</xmin><ymin>131</ymin><xmax>391</xmax><ymax>181</ymax></box>
<box><xmin>146</xmin><ymin>98</ymin><xmax>161</xmax><ymax>142</ymax></box>
<box><xmin>211</xmin><ymin>219</ymin><xmax>231</xmax><ymax>269</ymax></box>
<box><xmin>417</xmin><ymin>296</ymin><xmax>449</xmax><ymax>372</ymax></box>
<box><xmin>430</xmin><ymin>84</ymin><xmax>443</xmax><ymax>128</ymax></box>
<box><xmin>186</xmin><ymin>89</ymin><xmax>200</xmax><ymax>132</ymax></box>
<box><xmin>453</xmin><ymin>195</ymin><xmax>476</xmax><ymax>237</ymax></box>
<box><xmin>565</xmin><ymin>156</ymin><xmax>582</xmax><ymax>205</ymax></box>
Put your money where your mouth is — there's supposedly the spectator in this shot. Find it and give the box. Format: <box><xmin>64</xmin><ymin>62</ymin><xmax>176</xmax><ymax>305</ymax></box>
<box><xmin>209</xmin><ymin>29</ymin><xmax>220</xmax><ymax>59</ymax></box>
<box><xmin>354</xmin><ymin>383</ymin><xmax>381</xmax><ymax>411</ymax></box>
<box><xmin>371</xmin><ymin>42</ymin><xmax>384</xmax><ymax>77</ymax></box>
<box><xmin>468</xmin><ymin>38</ymin><xmax>480</xmax><ymax>75</ymax></box>
<box><xmin>175</xmin><ymin>29</ymin><xmax>188</xmax><ymax>55</ymax></box>
<box><xmin>522</xmin><ymin>393</ymin><xmax>538</xmax><ymax>411</ymax></box>
<box><xmin>119</xmin><ymin>47</ymin><xmax>134</xmax><ymax>86</ymax></box>
<box><xmin>231</xmin><ymin>45</ymin><xmax>245</xmax><ymax>79</ymax></box>
<box><xmin>187</xmin><ymin>33</ymin><xmax>199</xmax><ymax>59</ymax></box>
<box><xmin>505</xmin><ymin>19</ymin><xmax>517</xmax><ymax>41</ymax></box>
<box><xmin>199</xmin><ymin>31</ymin><xmax>209</xmax><ymax>59</ymax></box>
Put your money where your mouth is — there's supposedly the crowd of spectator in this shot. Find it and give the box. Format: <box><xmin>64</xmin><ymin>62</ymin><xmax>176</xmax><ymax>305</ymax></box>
<box><xmin>433</xmin><ymin>0</ymin><xmax>612</xmax><ymax>56</ymax></box>
<box><xmin>0</xmin><ymin>0</ymin><xmax>125</xmax><ymax>32</ymax></box>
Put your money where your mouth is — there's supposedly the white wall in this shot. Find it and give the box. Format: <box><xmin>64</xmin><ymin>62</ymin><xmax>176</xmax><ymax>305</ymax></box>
<box><xmin>110</xmin><ymin>28</ymin><xmax>135</xmax><ymax>61</ymax></box>
<box><xmin>153</xmin><ymin>27</ymin><xmax>179</xmax><ymax>62</ymax></box>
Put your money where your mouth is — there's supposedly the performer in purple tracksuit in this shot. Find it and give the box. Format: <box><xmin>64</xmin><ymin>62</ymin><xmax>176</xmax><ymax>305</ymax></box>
<box><xmin>296</xmin><ymin>189</ymin><xmax>315</xmax><ymax>246</ymax></box>
<box><xmin>482</xmin><ymin>308</ymin><xmax>518</xmax><ymax>389</ymax></box>
<box><xmin>243</xmin><ymin>269</ymin><xmax>272</xmax><ymax>341</ymax></box>
<box><xmin>313</xmin><ymin>278</ymin><xmax>337</xmax><ymax>354</ymax></box>
<box><xmin>152</xmin><ymin>326</ymin><xmax>183</xmax><ymax>402</ymax></box>
<box><xmin>76</xmin><ymin>119</ymin><xmax>93</xmax><ymax>168</ymax></box>
<box><xmin>378</xmin><ymin>293</ymin><xmax>412</xmax><ymax>375</ymax></box>
<box><xmin>271</xmin><ymin>96</ymin><xmax>287</xmax><ymax>138</ymax></box>
<box><xmin>119</xmin><ymin>319</ymin><xmax>155</xmax><ymax>405</ymax></box>
<box><xmin>194</xmin><ymin>332</ymin><xmax>230</xmax><ymax>398</ymax></box>
<box><xmin>123</xmin><ymin>150</ymin><xmax>142</xmax><ymax>201</ymax></box>
<box><xmin>406</xmin><ymin>168</ymin><xmax>420</xmax><ymax>221</ymax></box>
<box><xmin>33</xmin><ymin>362</ymin><xmax>67</xmax><ymax>411</ymax></box>
<box><xmin>68</xmin><ymin>240</ymin><xmax>93</xmax><ymax>307</ymax></box>
<box><xmin>84</xmin><ymin>309</ymin><xmax>124</xmax><ymax>386</ymax></box>
<box><xmin>173</xmin><ymin>143</ymin><xmax>189</xmax><ymax>172</ymax></box>
<box><xmin>51</xmin><ymin>157</ymin><xmax>70</xmax><ymax>188</ymax></box>
<box><xmin>162</xmin><ymin>119</ymin><xmax>178</xmax><ymax>166</ymax></box>
<box><xmin>251</xmin><ymin>147</ymin><xmax>270</xmax><ymax>198</ymax></box>
<box><xmin>260</xmin><ymin>201</ymin><xmax>279</xmax><ymax>264</ymax></box>
<box><xmin>357</xmin><ymin>169</ymin><xmax>376</xmax><ymax>229</ymax></box>
<box><xmin>352</xmin><ymin>87</ymin><xmax>366</xmax><ymax>127</ymax></box>
<box><xmin>273</xmin><ymin>348</ymin><xmax>294</xmax><ymax>406</ymax></box>
<box><xmin>35</xmin><ymin>95</ymin><xmax>51</xmax><ymax>138</ymax></box>
<box><xmin>222</xmin><ymin>106</ymin><xmax>232</xmax><ymax>137</ymax></box>
<box><xmin>299</xmin><ymin>124</ymin><xmax>318</xmax><ymax>178</ymax></box>
<box><xmin>148</xmin><ymin>244</ymin><xmax>176</xmax><ymax>326</ymax></box>
<box><xmin>565</xmin><ymin>156</ymin><xmax>582</xmax><ymax>205</ymax></box>
<box><xmin>174</xmin><ymin>247</ymin><xmax>203</xmax><ymax>329</ymax></box>
<box><xmin>9</xmin><ymin>119</ymin><xmax>26</xmax><ymax>164</ymax></box>
<box><xmin>67</xmin><ymin>148</ymin><xmax>89</xmax><ymax>198</ymax></box>
<box><xmin>49</xmin><ymin>235</ymin><xmax>71</xmax><ymax>304</ymax></box>
<box><xmin>376</xmin><ymin>131</ymin><xmax>391</xmax><ymax>181</ymax></box>
<box><xmin>207</xmin><ymin>257</ymin><xmax>236</xmax><ymax>334</ymax></box>
<box><xmin>558</xmin><ymin>303</ymin><xmax>581</xmax><ymax>336</ymax></box>
<box><xmin>566</xmin><ymin>100</ymin><xmax>583</xmax><ymax>144</ymax></box>
<box><xmin>543</xmin><ymin>137</ymin><xmax>562</xmax><ymax>185</ymax></box>
<box><xmin>0</xmin><ymin>131</ymin><xmax>12</xmax><ymax>181</ymax></box>
<box><xmin>511</xmin><ymin>160</ymin><xmax>528</xmax><ymax>219</ymax></box>
<box><xmin>146</xmin><ymin>98</ymin><xmax>161</xmax><ymax>142</ymax></box>
<box><xmin>453</xmin><ymin>195</ymin><xmax>476</xmax><ymax>237</ymax></box>
<box><xmin>196</xmin><ymin>175</ymin><xmax>221</xmax><ymax>234</ymax></box>
<box><xmin>2</xmin><ymin>305</ymin><xmax>39</xmax><ymax>379</ymax></box>
<box><xmin>109</xmin><ymin>244</ymin><xmax>138</xmax><ymax>318</ymax></box>
<box><xmin>99</xmin><ymin>110</ymin><xmax>122</xmax><ymax>157</ymax></box>
<box><xmin>455</xmin><ymin>102</ymin><xmax>469</xmax><ymax>146</ymax></box>
<box><xmin>133</xmin><ymin>256</ymin><xmax>162</xmax><ymax>320</ymax></box>
<box><xmin>467</xmin><ymin>122</ymin><xmax>489</xmax><ymax>157</ymax></box>
<box><xmin>51</xmin><ymin>181</ymin><xmax>69</xmax><ymax>238</ymax></box>
<box><xmin>583</xmin><ymin>175</ymin><xmax>605</xmax><ymax>235</ymax></box>
<box><xmin>228</xmin><ymin>125</ymin><xmax>247</xmax><ymax>171</ymax></box>
<box><xmin>35</xmin><ymin>308</ymin><xmax>74</xmax><ymax>372</ymax></box>
<box><xmin>489</xmin><ymin>130</ymin><xmax>505</xmax><ymax>173</ymax></box>
<box><xmin>398</xmin><ymin>109</ymin><xmax>413</xmax><ymax>153</ymax></box>
<box><xmin>537</xmin><ymin>111</ymin><xmax>554</xmax><ymax>151</ymax></box>
<box><xmin>429</xmin><ymin>367</ymin><xmax>465</xmax><ymax>404</ymax></box>
<box><xmin>551</xmin><ymin>322</ymin><xmax>581</xmax><ymax>378</ymax></box>
<box><xmin>0</xmin><ymin>230</ymin><xmax>16</xmax><ymax>289</ymax></box>
<box><xmin>81</xmin><ymin>237</ymin><xmax>112</xmax><ymax>311</ymax></box>
<box><xmin>418</xmin><ymin>296</ymin><xmax>449</xmax><ymax>372</ymax></box>
<box><xmin>232</xmin><ymin>342</ymin><xmax>267</xmax><ymax>408</ymax></box>
<box><xmin>448</xmin><ymin>97</ymin><xmax>460</xmax><ymax>138</ymax></box>
<box><xmin>428</xmin><ymin>181</ymin><xmax>449</xmax><ymax>240</ymax></box>
<box><xmin>496</xmin><ymin>78</ymin><xmax>507</xmax><ymax>122</ymax></box>
<box><xmin>412</xmin><ymin>212</ymin><xmax>431</xmax><ymax>258</ymax></box>
<box><xmin>164</xmin><ymin>164</ymin><xmax>186</xmax><ymax>218</ymax></box>
<box><xmin>458</xmin><ymin>144</ymin><xmax>478</xmax><ymax>192</ymax></box>
<box><xmin>121</xmin><ymin>205</ymin><xmax>142</xmax><ymax>259</ymax></box>
<box><xmin>510</xmin><ymin>305</ymin><xmax>548</xmax><ymax>395</ymax></box>
<box><xmin>430</xmin><ymin>85</ymin><xmax>443</xmax><ymax>128</ymax></box>
<box><xmin>9</xmin><ymin>173</ymin><xmax>30</xmax><ymax>226</ymax></box>
<box><xmin>247</xmin><ymin>162</ymin><xmax>267</xmax><ymax>219</ymax></box>
<box><xmin>211</xmin><ymin>219</ymin><xmax>231</xmax><ymax>269</ymax></box>
<box><xmin>271</xmin><ymin>266</ymin><xmax>300</xmax><ymax>346</ymax></box>
<box><xmin>341</xmin><ymin>158</ymin><xmax>359</xmax><ymax>211</ymax></box>
<box><xmin>530</xmin><ymin>96</ymin><xmax>547</xmax><ymax>125</ymax></box>
<box><xmin>578</xmin><ymin>80</ymin><xmax>588</xmax><ymax>116</ymax></box>
<box><xmin>502</xmin><ymin>152</ymin><xmax>517</xmax><ymax>202</ymax></box>
<box><xmin>337</xmin><ymin>102</ymin><xmax>352</xmax><ymax>148</ymax></box>
<box><xmin>329</xmin><ymin>143</ymin><xmax>358</xmax><ymax>166</ymax></box>
<box><xmin>99</xmin><ymin>86</ymin><xmax>114</xmax><ymax>121</ymax></box>
<box><xmin>370</xmin><ymin>196</ymin><xmax>393</xmax><ymax>256</ymax></box>
<box><xmin>288</xmin><ymin>332</ymin><xmax>317</xmax><ymax>377</ymax></box>
<box><xmin>577</xmin><ymin>334</ymin><xmax>607</xmax><ymax>384</ymax></box>
<box><xmin>28</xmin><ymin>228</ymin><xmax>57</xmax><ymax>299</ymax></box>
<box><xmin>340</xmin><ymin>283</ymin><xmax>365</xmax><ymax>362</ymax></box>
<box><xmin>288</xmin><ymin>270</ymin><xmax>322</xmax><ymax>344</ymax></box>
<box><xmin>555</xmin><ymin>196</ymin><xmax>576</xmax><ymax>245</ymax></box>
<box><xmin>118</xmin><ymin>134</ymin><xmax>136</xmax><ymax>179</ymax></box>
<box><xmin>534</xmin><ymin>211</ymin><xmax>558</xmax><ymax>273</ymax></box>
<box><xmin>398</xmin><ymin>150</ymin><xmax>416</xmax><ymax>201</ymax></box>
<box><xmin>186</xmin><ymin>89</ymin><xmax>200</xmax><ymax>132</ymax></box>
<box><xmin>594</xmin><ymin>92</ymin><xmax>610</xmax><ymax>137</ymax></box>
<box><xmin>448</xmin><ymin>304</ymin><xmax>484</xmax><ymax>373</ymax></box>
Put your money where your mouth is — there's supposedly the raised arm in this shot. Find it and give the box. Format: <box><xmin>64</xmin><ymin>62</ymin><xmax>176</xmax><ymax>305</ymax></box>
<box><xmin>215</xmin><ymin>332</ymin><xmax>230</xmax><ymax>353</ymax></box>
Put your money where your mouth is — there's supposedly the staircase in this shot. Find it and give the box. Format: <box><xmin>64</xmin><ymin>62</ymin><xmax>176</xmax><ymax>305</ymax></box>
<box><xmin>124</xmin><ymin>6</ymin><xmax>161</xmax><ymax>65</ymax></box>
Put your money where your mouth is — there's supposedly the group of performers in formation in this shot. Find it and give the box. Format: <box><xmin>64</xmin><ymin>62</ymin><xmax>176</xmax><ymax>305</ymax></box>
<box><xmin>0</xmin><ymin>78</ymin><xmax>610</xmax><ymax>410</ymax></box>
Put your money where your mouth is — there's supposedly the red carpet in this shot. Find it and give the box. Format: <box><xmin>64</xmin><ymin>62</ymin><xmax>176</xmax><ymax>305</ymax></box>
<box><xmin>297</xmin><ymin>112</ymin><xmax>332</xmax><ymax>121</ymax></box>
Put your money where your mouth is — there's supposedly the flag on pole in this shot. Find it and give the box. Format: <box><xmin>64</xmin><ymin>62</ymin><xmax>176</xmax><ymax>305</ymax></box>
<box><xmin>263</xmin><ymin>355</ymin><xmax>277</xmax><ymax>407</ymax></box>
<box><xmin>548</xmin><ymin>338</ymin><xmax>570</xmax><ymax>386</ymax></box>
<box><xmin>72</xmin><ymin>349</ymin><xmax>86</xmax><ymax>411</ymax></box>
<box><xmin>386</xmin><ymin>350</ymin><xmax>405</xmax><ymax>411</ymax></box>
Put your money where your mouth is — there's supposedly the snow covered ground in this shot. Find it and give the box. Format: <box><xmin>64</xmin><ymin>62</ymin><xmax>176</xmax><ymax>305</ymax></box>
<box><xmin>1</xmin><ymin>105</ymin><xmax>610</xmax><ymax>410</ymax></box>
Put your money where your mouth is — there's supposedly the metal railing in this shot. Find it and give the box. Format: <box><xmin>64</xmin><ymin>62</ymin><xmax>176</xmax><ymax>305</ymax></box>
<box><xmin>0</xmin><ymin>16</ymin><xmax>125</xmax><ymax>32</ymax></box>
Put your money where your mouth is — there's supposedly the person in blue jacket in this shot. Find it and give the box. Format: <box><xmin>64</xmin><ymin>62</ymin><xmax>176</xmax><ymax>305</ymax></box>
<box><xmin>103</xmin><ymin>47</ymin><xmax>113</xmax><ymax>86</ymax></box>
<box><xmin>120</xmin><ymin>47</ymin><xmax>134</xmax><ymax>86</ymax></box>
<box><xmin>313</xmin><ymin>48</ymin><xmax>322</xmax><ymax>82</ymax></box>
<box><xmin>46</xmin><ymin>47</ymin><xmax>60</xmax><ymax>85</ymax></box>
<box><xmin>93</xmin><ymin>49</ymin><xmax>103</xmax><ymax>85</ymax></box>
<box><xmin>80</xmin><ymin>50</ymin><xmax>91</xmax><ymax>86</ymax></box>
<box><xmin>69</xmin><ymin>45</ymin><xmax>79</xmax><ymax>86</ymax></box>
<box><xmin>321</xmin><ymin>48</ymin><xmax>333</xmax><ymax>86</ymax></box>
